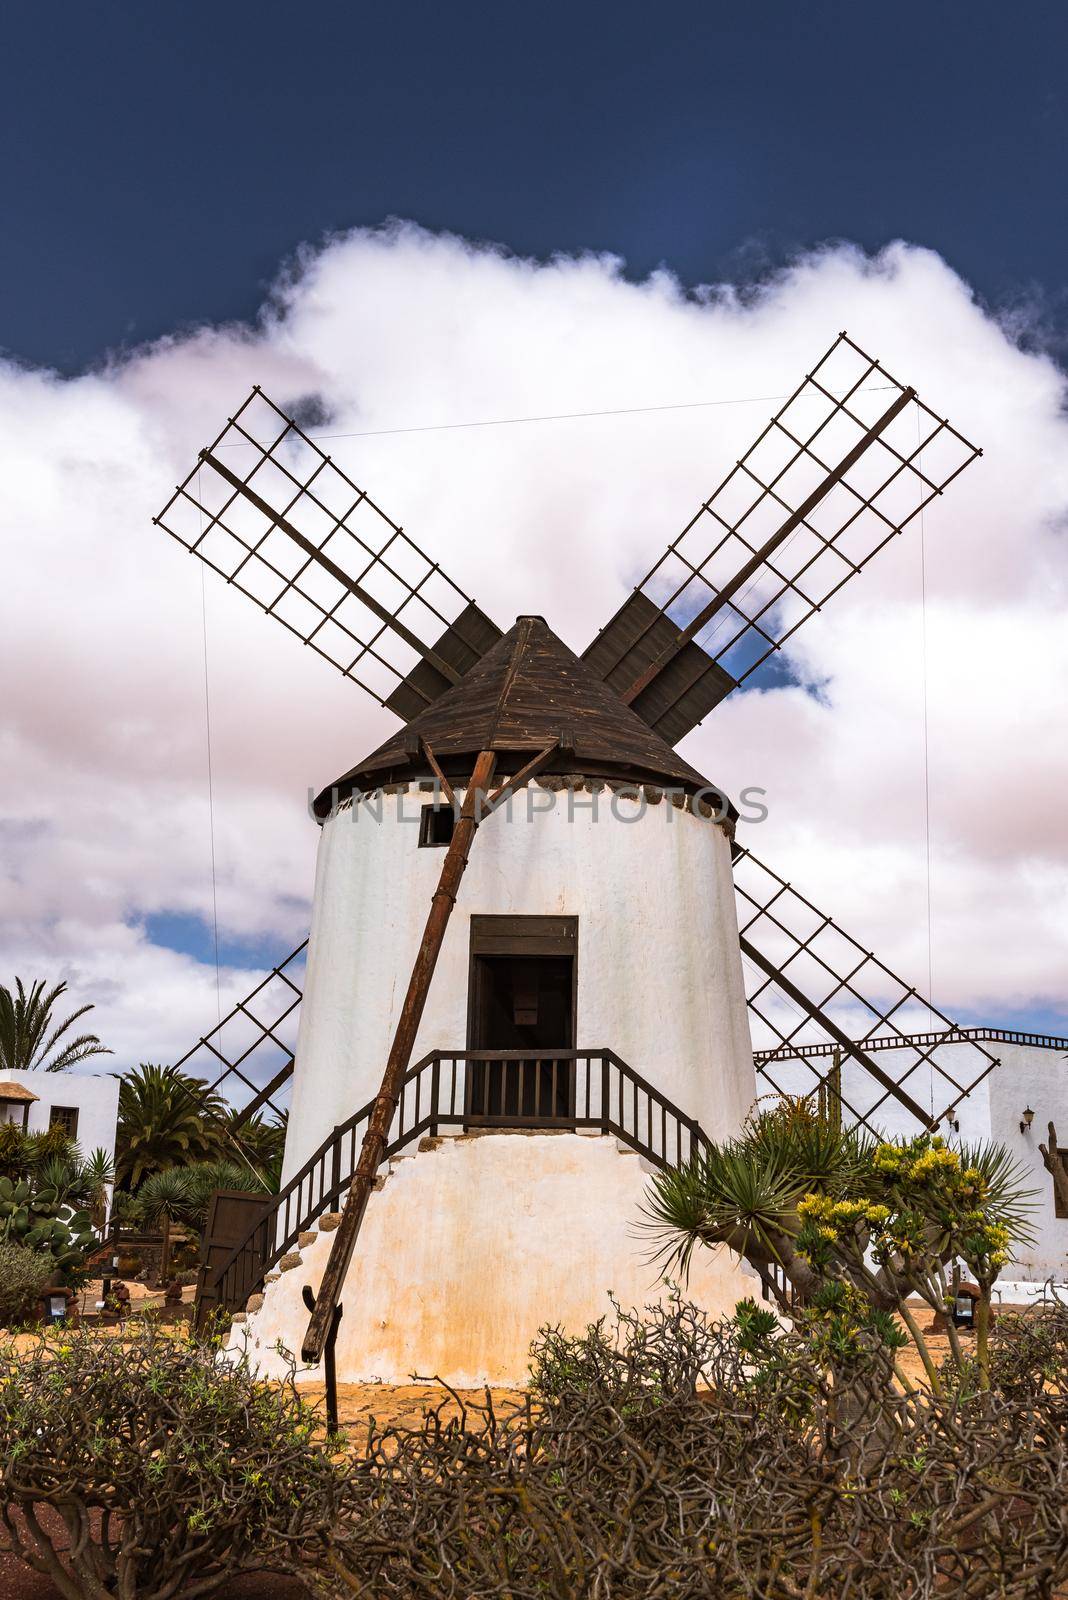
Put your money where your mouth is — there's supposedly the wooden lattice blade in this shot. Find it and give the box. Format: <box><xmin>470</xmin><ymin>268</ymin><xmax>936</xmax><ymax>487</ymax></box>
<box><xmin>583</xmin><ymin>332</ymin><xmax>981</xmax><ymax>743</ymax></box>
<box><xmin>733</xmin><ymin>846</ymin><xmax>999</xmax><ymax>1138</ymax></box>
<box><xmin>582</xmin><ymin>590</ymin><xmax>738</xmax><ymax>743</ymax></box>
<box><xmin>154</xmin><ymin>387</ymin><xmax>502</xmax><ymax>713</ymax></box>
<box><xmin>160</xmin><ymin>940</ymin><xmax>306</xmax><ymax>1179</ymax></box>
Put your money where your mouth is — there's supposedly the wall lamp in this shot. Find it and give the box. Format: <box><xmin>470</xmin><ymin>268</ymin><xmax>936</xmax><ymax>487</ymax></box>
<box><xmin>1020</xmin><ymin>1106</ymin><xmax>1035</xmax><ymax>1134</ymax></box>
<box><xmin>944</xmin><ymin>1107</ymin><xmax>960</xmax><ymax>1133</ymax></box>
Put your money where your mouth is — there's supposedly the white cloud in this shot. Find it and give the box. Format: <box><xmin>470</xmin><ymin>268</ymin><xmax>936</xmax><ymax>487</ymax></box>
<box><xmin>3</xmin><ymin>223</ymin><xmax>1066</xmax><ymax>1069</ymax></box>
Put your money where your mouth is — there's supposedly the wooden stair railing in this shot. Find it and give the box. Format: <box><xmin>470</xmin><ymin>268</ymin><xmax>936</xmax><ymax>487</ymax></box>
<box><xmin>202</xmin><ymin>1047</ymin><xmax>709</xmax><ymax>1321</ymax></box>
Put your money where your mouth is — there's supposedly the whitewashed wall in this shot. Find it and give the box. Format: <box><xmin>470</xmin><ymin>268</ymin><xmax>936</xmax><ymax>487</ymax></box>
<box><xmin>237</xmin><ymin>1130</ymin><xmax>755</xmax><ymax>1387</ymax></box>
<box><xmin>253</xmin><ymin>782</ymin><xmax>758</xmax><ymax>1385</ymax></box>
<box><xmin>284</xmin><ymin>783</ymin><xmax>756</xmax><ymax>1180</ymax></box>
<box><xmin>987</xmin><ymin>1042</ymin><xmax>1067</xmax><ymax>1282</ymax></box>
<box><xmin>1</xmin><ymin>1069</ymin><xmax>119</xmax><ymax>1161</ymax></box>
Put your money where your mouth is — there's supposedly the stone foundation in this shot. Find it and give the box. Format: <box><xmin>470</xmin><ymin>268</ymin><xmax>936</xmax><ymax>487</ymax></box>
<box><xmin>228</xmin><ymin>1131</ymin><xmax>752</xmax><ymax>1388</ymax></box>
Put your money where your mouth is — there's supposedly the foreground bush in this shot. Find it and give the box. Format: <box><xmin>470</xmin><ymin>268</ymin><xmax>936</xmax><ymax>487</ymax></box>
<box><xmin>3</xmin><ymin>1296</ymin><xmax>1067</xmax><ymax>1598</ymax></box>
<box><xmin>0</xmin><ymin>1320</ymin><xmax>338</xmax><ymax>1600</ymax></box>
<box><xmin>323</xmin><ymin>1295</ymin><xmax>1068</xmax><ymax>1599</ymax></box>
<box><xmin>0</xmin><ymin>1241</ymin><xmax>56</xmax><ymax>1328</ymax></box>
<box><xmin>980</xmin><ymin>1296</ymin><xmax>1068</xmax><ymax>1401</ymax></box>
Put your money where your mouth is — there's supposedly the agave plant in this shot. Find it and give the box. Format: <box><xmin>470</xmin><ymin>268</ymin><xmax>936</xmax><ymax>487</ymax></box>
<box><xmin>78</xmin><ymin>1147</ymin><xmax>116</xmax><ymax>1232</ymax></box>
<box><xmin>137</xmin><ymin>1167</ymin><xmax>200</xmax><ymax>1283</ymax></box>
<box><xmin>34</xmin><ymin>1148</ymin><xmax>114</xmax><ymax>1231</ymax></box>
<box><xmin>745</xmin><ymin>1098</ymin><xmax>877</xmax><ymax>1192</ymax></box>
<box><xmin>0</xmin><ymin>977</ymin><xmax>111</xmax><ymax>1073</ymax></box>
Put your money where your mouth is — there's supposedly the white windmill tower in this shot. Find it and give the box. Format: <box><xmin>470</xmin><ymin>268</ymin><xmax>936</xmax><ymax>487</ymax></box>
<box><xmin>152</xmin><ymin>333</ymin><xmax>1001</xmax><ymax>1392</ymax></box>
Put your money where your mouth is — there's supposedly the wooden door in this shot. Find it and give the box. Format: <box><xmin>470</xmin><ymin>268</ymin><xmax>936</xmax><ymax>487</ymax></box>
<box><xmin>466</xmin><ymin>916</ymin><xmax>577</xmax><ymax>1123</ymax></box>
<box><xmin>194</xmin><ymin>1188</ymin><xmax>273</xmax><ymax>1329</ymax></box>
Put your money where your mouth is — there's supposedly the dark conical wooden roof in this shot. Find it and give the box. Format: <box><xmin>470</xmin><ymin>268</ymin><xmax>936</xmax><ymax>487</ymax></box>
<box><xmin>315</xmin><ymin>616</ymin><xmax>729</xmax><ymax>816</ymax></box>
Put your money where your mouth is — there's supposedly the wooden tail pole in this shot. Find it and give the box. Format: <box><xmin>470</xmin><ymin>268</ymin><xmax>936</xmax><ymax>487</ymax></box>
<box><xmin>302</xmin><ymin>1285</ymin><xmax>342</xmax><ymax>1435</ymax></box>
<box><xmin>1040</xmin><ymin>1121</ymin><xmax>1068</xmax><ymax>1214</ymax></box>
<box><xmin>301</xmin><ymin>748</ymin><xmax>499</xmax><ymax>1363</ymax></box>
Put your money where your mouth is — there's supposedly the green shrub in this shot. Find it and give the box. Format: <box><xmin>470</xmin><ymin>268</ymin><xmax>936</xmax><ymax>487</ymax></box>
<box><xmin>0</xmin><ymin>1320</ymin><xmax>340</xmax><ymax>1599</ymax></box>
<box><xmin>23</xmin><ymin>1124</ymin><xmax>77</xmax><ymax>1172</ymax></box>
<box><xmin>0</xmin><ymin>1123</ymin><xmax>77</xmax><ymax>1182</ymax></box>
<box><xmin>953</xmin><ymin>1291</ymin><xmax>1068</xmax><ymax>1403</ymax></box>
<box><xmin>3</xmin><ymin>1298</ymin><xmax>1067</xmax><ymax>1598</ymax></box>
<box><xmin>0</xmin><ymin>1175</ymin><xmax>97</xmax><ymax>1273</ymax></box>
<box><xmin>0</xmin><ymin>1120</ymin><xmax>27</xmax><ymax>1178</ymax></box>
<box><xmin>529</xmin><ymin>1288</ymin><xmax>718</xmax><ymax>1407</ymax></box>
<box><xmin>108</xmin><ymin>1187</ymin><xmax>144</xmax><ymax>1229</ymax></box>
<box><xmin>0</xmin><ymin>1241</ymin><xmax>55</xmax><ymax>1328</ymax></box>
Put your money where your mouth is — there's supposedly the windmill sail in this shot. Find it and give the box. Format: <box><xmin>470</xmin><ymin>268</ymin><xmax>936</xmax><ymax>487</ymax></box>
<box><xmin>169</xmin><ymin>939</ymin><xmax>306</xmax><ymax>1124</ymax></box>
<box><xmin>151</xmin><ymin>940</ymin><xmax>307</xmax><ymax>1183</ymax></box>
<box><xmin>155</xmin><ymin>387</ymin><xmax>502</xmax><ymax>716</ymax></box>
<box><xmin>733</xmin><ymin>847</ymin><xmax>998</xmax><ymax>1137</ymax></box>
<box><xmin>583</xmin><ymin>333</ymin><xmax>980</xmax><ymax>744</ymax></box>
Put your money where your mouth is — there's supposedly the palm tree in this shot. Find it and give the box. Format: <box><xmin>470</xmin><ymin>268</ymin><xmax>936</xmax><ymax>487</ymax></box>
<box><xmin>225</xmin><ymin>1108</ymin><xmax>287</xmax><ymax>1185</ymax></box>
<box><xmin>0</xmin><ymin>977</ymin><xmax>111</xmax><ymax>1073</ymax></box>
<box><xmin>115</xmin><ymin>1064</ymin><xmax>227</xmax><ymax>1189</ymax></box>
<box><xmin>138</xmin><ymin>1167</ymin><xmax>198</xmax><ymax>1282</ymax></box>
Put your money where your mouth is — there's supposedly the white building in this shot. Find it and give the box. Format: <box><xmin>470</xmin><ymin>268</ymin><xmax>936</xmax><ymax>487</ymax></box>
<box><xmin>232</xmin><ymin>617</ymin><xmax>758</xmax><ymax>1385</ymax></box>
<box><xmin>0</xmin><ymin>1069</ymin><xmax>119</xmax><ymax>1164</ymax></box>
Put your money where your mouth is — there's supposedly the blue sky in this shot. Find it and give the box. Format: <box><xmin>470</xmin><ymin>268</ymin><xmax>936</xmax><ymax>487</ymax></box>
<box><xmin>135</xmin><ymin>912</ymin><xmax>294</xmax><ymax>975</ymax></box>
<box><xmin>3</xmin><ymin>4</ymin><xmax>1066</xmax><ymax>1059</ymax></box>
<box><xmin>4</xmin><ymin>3</ymin><xmax>1067</xmax><ymax>372</ymax></box>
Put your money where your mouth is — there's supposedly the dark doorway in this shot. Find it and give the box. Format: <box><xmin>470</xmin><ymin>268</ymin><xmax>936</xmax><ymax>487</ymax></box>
<box><xmin>466</xmin><ymin>916</ymin><xmax>577</xmax><ymax>1123</ymax></box>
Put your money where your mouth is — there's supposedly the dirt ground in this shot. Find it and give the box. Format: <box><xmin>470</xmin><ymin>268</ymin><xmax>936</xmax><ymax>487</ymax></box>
<box><xmin>299</xmin><ymin>1316</ymin><xmax>963</xmax><ymax>1428</ymax></box>
<box><xmin>73</xmin><ymin>1274</ymin><xmax>198</xmax><ymax>1316</ymax></box>
<box><xmin>895</xmin><ymin>1318</ymin><xmax>957</xmax><ymax>1385</ymax></box>
<box><xmin>304</xmin><ymin>1377</ymin><xmax>526</xmax><ymax>1434</ymax></box>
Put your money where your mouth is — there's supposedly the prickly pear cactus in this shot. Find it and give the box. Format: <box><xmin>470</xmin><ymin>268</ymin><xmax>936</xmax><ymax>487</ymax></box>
<box><xmin>0</xmin><ymin>1177</ymin><xmax>32</xmax><ymax>1232</ymax></box>
<box><xmin>0</xmin><ymin>1175</ymin><xmax>96</xmax><ymax>1270</ymax></box>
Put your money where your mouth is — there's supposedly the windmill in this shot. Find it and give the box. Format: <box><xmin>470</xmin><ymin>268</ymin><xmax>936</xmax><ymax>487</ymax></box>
<box><xmin>151</xmin><ymin>332</ymin><xmax>999</xmax><ymax>1384</ymax></box>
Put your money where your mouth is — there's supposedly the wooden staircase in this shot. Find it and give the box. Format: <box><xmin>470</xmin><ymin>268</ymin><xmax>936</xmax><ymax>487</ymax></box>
<box><xmin>198</xmin><ymin>1047</ymin><xmax>708</xmax><ymax>1324</ymax></box>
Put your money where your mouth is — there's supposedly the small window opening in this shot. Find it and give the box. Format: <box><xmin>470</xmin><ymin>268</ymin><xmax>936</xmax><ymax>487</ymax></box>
<box><xmin>50</xmin><ymin>1106</ymin><xmax>79</xmax><ymax>1139</ymax></box>
<box><xmin>419</xmin><ymin>804</ymin><xmax>455</xmax><ymax>848</ymax></box>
